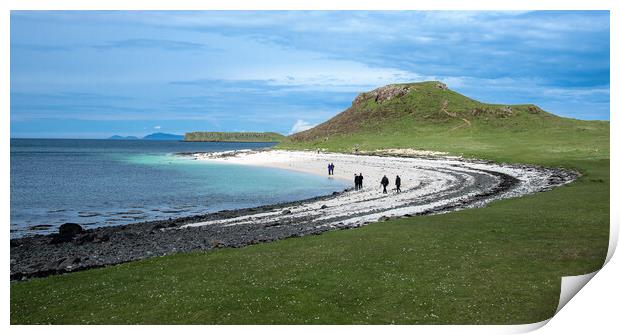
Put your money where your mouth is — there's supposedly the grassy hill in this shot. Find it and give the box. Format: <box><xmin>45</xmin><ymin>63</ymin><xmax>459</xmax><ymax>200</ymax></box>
<box><xmin>185</xmin><ymin>131</ymin><xmax>285</xmax><ymax>142</ymax></box>
<box><xmin>11</xmin><ymin>81</ymin><xmax>609</xmax><ymax>325</ymax></box>
<box><xmin>283</xmin><ymin>81</ymin><xmax>608</xmax><ymax>162</ymax></box>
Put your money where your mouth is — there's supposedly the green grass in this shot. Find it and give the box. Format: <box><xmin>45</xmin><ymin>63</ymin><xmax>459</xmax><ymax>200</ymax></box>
<box><xmin>10</xmin><ymin>82</ymin><xmax>609</xmax><ymax>324</ymax></box>
<box><xmin>280</xmin><ymin>118</ymin><xmax>609</xmax><ymax>164</ymax></box>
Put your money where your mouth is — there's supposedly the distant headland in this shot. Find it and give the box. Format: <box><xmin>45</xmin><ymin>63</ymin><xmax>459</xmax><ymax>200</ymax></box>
<box><xmin>107</xmin><ymin>131</ymin><xmax>285</xmax><ymax>142</ymax></box>
<box><xmin>184</xmin><ymin>131</ymin><xmax>285</xmax><ymax>142</ymax></box>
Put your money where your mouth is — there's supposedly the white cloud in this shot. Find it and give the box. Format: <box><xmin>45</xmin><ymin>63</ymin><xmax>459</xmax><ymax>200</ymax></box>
<box><xmin>289</xmin><ymin>119</ymin><xmax>316</xmax><ymax>134</ymax></box>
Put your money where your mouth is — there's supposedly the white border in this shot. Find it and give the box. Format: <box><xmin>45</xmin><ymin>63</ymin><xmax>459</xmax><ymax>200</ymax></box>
<box><xmin>2</xmin><ymin>1</ymin><xmax>616</xmax><ymax>334</ymax></box>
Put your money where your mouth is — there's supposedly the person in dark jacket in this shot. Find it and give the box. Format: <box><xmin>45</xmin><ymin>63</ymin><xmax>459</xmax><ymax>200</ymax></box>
<box><xmin>380</xmin><ymin>175</ymin><xmax>389</xmax><ymax>194</ymax></box>
<box><xmin>354</xmin><ymin>174</ymin><xmax>359</xmax><ymax>190</ymax></box>
<box><xmin>395</xmin><ymin>175</ymin><xmax>401</xmax><ymax>193</ymax></box>
<box><xmin>358</xmin><ymin>173</ymin><xmax>364</xmax><ymax>189</ymax></box>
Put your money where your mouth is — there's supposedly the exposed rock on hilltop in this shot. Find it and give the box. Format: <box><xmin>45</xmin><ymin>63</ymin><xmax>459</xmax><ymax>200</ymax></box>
<box><xmin>353</xmin><ymin>84</ymin><xmax>413</xmax><ymax>105</ymax></box>
<box><xmin>527</xmin><ymin>105</ymin><xmax>543</xmax><ymax>114</ymax></box>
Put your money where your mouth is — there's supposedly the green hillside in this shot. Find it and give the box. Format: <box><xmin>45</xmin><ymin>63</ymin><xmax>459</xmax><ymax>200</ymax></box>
<box><xmin>185</xmin><ymin>131</ymin><xmax>285</xmax><ymax>142</ymax></box>
<box><xmin>283</xmin><ymin>81</ymin><xmax>608</xmax><ymax>163</ymax></box>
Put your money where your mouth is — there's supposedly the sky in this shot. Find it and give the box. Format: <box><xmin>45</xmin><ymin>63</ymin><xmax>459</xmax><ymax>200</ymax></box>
<box><xmin>10</xmin><ymin>11</ymin><xmax>610</xmax><ymax>139</ymax></box>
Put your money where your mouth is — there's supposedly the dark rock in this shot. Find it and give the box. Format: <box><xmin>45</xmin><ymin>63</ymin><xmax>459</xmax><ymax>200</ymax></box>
<box><xmin>152</xmin><ymin>222</ymin><xmax>176</xmax><ymax>230</ymax></box>
<box><xmin>321</xmin><ymin>205</ymin><xmax>328</xmax><ymax>209</ymax></box>
<box><xmin>49</xmin><ymin>223</ymin><xmax>84</xmax><ymax>244</ymax></box>
<box><xmin>281</xmin><ymin>209</ymin><xmax>292</xmax><ymax>215</ymax></box>
<box><xmin>74</xmin><ymin>233</ymin><xmax>94</xmax><ymax>245</ymax></box>
<box><xmin>58</xmin><ymin>257</ymin><xmax>81</xmax><ymax>270</ymax></box>
<box><xmin>78</xmin><ymin>231</ymin><xmax>109</xmax><ymax>244</ymax></box>
<box><xmin>122</xmin><ymin>231</ymin><xmax>138</xmax><ymax>239</ymax></box>
<box><xmin>44</xmin><ymin>259</ymin><xmax>59</xmax><ymax>271</ymax></box>
<box><xmin>378</xmin><ymin>216</ymin><xmax>390</xmax><ymax>222</ymax></box>
<box><xmin>152</xmin><ymin>223</ymin><xmax>166</xmax><ymax>230</ymax></box>
<box><xmin>59</xmin><ymin>223</ymin><xmax>84</xmax><ymax>237</ymax></box>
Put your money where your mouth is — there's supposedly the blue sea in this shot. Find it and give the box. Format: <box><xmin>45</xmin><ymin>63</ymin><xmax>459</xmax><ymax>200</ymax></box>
<box><xmin>10</xmin><ymin>139</ymin><xmax>346</xmax><ymax>238</ymax></box>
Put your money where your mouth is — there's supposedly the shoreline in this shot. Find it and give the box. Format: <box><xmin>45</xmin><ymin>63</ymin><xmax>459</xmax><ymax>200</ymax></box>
<box><xmin>181</xmin><ymin>150</ymin><xmax>576</xmax><ymax>229</ymax></box>
<box><xmin>10</xmin><ymin>149</ymin><xmax>578</xmax><ymax>280</ymax></box>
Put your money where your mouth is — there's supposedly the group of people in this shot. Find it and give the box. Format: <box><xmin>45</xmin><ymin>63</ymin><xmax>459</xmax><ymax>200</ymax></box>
<box><xmin>380</xmin><ymin>175</ymin><xmax>402</xmax><ymax>194</ymax></box>
<box><xmin>354</xmin><ymin>173</ymin><xmax>364</xmax><ymax>190</ymax></box>
<box><xmin>327</xmin><ymin>162</ymin><xmax>335</xmax><ymax>175</ymax></box>
<box><xmin>327</xmin><ymin>162</ymin><xmax>402</xmax><ymax>194</ymax></box>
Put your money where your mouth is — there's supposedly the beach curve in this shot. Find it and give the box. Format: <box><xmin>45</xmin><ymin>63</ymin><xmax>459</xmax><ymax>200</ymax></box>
<box><xmin>181</xmin><ymin>149</ymin><xmax>576</xmax><ymax>230</ymax></box>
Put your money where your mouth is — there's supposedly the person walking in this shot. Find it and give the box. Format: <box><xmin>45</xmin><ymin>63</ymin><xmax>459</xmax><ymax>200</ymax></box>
<box><xmin>358</xmin><ymin>173</ymin><xmax>364</xmax><ymax>189</ymax></box>
<box><xmin>395</xmin><ymin>175</ymin><xmax>402</xmax><ymax>193</ymax></box>
<box><xmin>380</xmin><ymin>175</ymin><xmax>389</xmax><ymax>194</ymax></box>
<box><xmin>327</xmin><ymin>163</ymin><xmax>332</xmax><ymax>176</ymax></box>
<box><xmin>354</xmin><ymin>174</ymin><xmax>359</xmax><ymax>190</ymax></box>
<box><xmin>330</xmin><ymin>162</ymin><xmax>335</xmax><ymax>175</ymax></box>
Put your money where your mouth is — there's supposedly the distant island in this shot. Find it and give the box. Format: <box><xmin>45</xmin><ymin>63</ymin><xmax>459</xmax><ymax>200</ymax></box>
<box><xmin>143</xmin><ymin>132</ymin><xmax>185</xmax><ymax>140</ymax></box>
<box><xmin>108</xmin><ymin>135</ymin><xmax>139</xmax><ymax>140</ymax></box>
<box><xmin>107</xmin><ymin>132</ymin><xmax>184</xmax><ymax>141</ymax></box>
<box><xmin>184</xmin><ymin>131</ymin><xmax>285</xmax><ymax>142</ymax></box>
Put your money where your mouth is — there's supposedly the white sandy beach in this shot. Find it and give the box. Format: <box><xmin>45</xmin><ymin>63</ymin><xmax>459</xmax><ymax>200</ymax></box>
<box><xmin>179</xmin><ymin>150</ymin><xmax>573</xmax><ymax>231</ymax></box>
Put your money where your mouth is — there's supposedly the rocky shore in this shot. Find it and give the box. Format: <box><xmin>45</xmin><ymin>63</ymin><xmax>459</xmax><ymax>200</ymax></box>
<box><xmin>10</xmin><ymin>191</ymin><xmax>345</xmax><ymax>281</ymax></box>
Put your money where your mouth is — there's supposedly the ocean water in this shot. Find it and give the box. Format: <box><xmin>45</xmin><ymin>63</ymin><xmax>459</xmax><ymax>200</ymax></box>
<box><xmin>10</xmin><ymin>139</ymin><xmax>346</xmax><ymax>238</ymax></box>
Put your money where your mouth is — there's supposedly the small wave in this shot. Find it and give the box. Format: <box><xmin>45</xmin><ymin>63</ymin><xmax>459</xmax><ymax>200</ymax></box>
<box><xmin>112</xmin><ymin>210</ymin><xmax>144</xmax><ymax>215</ymax></box>
<box><xmin>78</xmin><ymin>212</ymin><xmax>101</xmax><ymax>217</ymax></box>
<box><xmin>160</xmin><ymin>209</ymin><xmax>185</xmax><ymax>214</ymax></box>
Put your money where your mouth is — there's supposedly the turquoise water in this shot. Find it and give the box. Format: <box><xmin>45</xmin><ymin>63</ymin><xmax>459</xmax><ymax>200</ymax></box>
<box><xmin>10</xmin><ymin>139</ymin><xmax>346</xmax><ymax>237</ymax></box>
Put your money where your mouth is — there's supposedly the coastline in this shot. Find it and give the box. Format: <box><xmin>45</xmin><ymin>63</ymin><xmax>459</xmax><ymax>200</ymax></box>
<box><xmin>10</xmin><ymin>149</ymin><xmax>578</xmax><ymax>280</ymax></box>
<box><xmin>181</xmin><ymin>150</ymin><xmax>576</xmax><ymax>229</ymax></box>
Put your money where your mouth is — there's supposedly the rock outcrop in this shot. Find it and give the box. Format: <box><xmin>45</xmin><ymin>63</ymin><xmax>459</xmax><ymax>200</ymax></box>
<box><xmin>353</xmin><ymin>84</ymin><xmax>411</xmax><ymax>105</ymax></box>
<box><xmin>50</xmin><ymin>223</ymin><xmax>84</xmax><ymax>244</ymax></box>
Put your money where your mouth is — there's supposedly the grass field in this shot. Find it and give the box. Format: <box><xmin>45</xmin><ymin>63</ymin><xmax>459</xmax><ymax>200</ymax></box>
<box><xmin>10</xmin><ymin>82</ymin><xmax>609</xmax><ymax>324</ymax></box>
